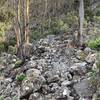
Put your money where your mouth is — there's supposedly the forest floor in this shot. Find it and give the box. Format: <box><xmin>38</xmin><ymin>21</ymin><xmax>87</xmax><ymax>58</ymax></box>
<box><xmin>0</xmin><ymin>32</ymin><xmax>100</xmax><ymax>100</ymax></box>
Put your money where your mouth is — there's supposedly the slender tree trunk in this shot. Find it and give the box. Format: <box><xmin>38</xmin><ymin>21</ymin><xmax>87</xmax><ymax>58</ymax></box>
<box><xmin>24</xmin><ymin>0</ymin><xmax>30</xmax><ymax>44</ymax></box>
<box><xmin>14</xmin><ymin>0</ymin><xmax>31</xmax><ymax>61</ymax></box>
<box><xmin>79</xmin><ymin>0</ymin><xmax>84</xmax><ymax>46</ymax></box>
<box><xmin>14</xmin><ymin>0</ymin><xmax>21</xmax><ymax>48</ymax></box>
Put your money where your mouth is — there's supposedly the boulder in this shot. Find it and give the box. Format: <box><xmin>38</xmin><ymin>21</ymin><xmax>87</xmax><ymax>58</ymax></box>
<box><xmin>74</xmin><ymin>79</ymin><xmax>95</xmax><ymax>99</ymax></box>
<box><xmin>86</xmin><ymin>53</ymin><xmax>96</xmax><ymax>63</ymax></box>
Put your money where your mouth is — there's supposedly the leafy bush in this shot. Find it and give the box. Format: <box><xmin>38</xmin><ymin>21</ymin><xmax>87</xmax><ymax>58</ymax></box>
<box><xmin>0</xmin><ymin>42</ymin><xmax>5</xmax><ymax>53</ymax></box>
<box><xmin>88</xmin><ymin>37</ymin><xmax>100</xmax><ymax>50</ymax></box>
<box><xmin>94</xmin><ymin>16</ymin><xmax>100</xmax><ymax>24</ymax></box>
<box><xmin>51</xmin><ymin>19</ymin><xmax>68</xmax><ymax>34</ymax></box>
<box><xmin>16</xmin><ymin>73</ymin><xmax>26</xmax><ymax>82</ymax></box>
<box><xmin>31</xmin><ymin>15</ymin><xmax>77</xmax><ymax>39</ymax></box>
<box><xmin>64</xmin><ymin>12</ymin><xmax>78</xmax><ymax>28</ymax></box>
<box><xmin>14</xmin><ymin>60</ymin><xmax>22</xmax><ymax>68</ymax></box>
<box><xmin>95</xmin><ymin>7</ymin><xmax>100</xmax><ymax>16</ymax></box>
<box><xmin>0</xmin><ymin>22</ymin><xmax>12</xmax><ymax>42</ymax></box>
<box><xmin>12</xmin><ymin>97</ymin><xmax>18</xmax><ymax>100</ymax></box>
<box><xmin>8</xmin><ymin>46</ymin><xmax>16</xmax><ymax>54</ymax></box>
<box><xmin>8</xmin><ymin>37</ymin><xmax>16</xmax><ymax>46</ymax></box>
<box><xmin>0</xmin><ymin>96</ymin><xmax>4</xmax><ymax>100</ymax></box>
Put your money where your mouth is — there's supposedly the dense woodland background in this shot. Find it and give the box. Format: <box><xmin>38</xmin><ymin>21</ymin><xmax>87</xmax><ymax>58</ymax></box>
<box><xmin>0</xmin><ymin>0</ymin><xmax>100</xmax><ymax>49</ymax></box>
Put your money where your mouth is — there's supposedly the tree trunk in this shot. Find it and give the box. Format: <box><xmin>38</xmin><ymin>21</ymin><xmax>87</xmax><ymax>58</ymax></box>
<box><xmin>14</xmin><ymin>0</ymin><xmax>21</xmax><ymax>48</ymax></box>
<box><xmin>24</xmin><ymin>0</ymin><xmax>30</xmax><ymax>44</ymax></box>
<box><xmin>14</xmin><ymin>0</ymin><xmax>31</xmax><ymax>61</ymax></box>
<box><xmin>79</xmin><ymin>0</ymin><xmax>84</xmax><ymax>46</ymax></box>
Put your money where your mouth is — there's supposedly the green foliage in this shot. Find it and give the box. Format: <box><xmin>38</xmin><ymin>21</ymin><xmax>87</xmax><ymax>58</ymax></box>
<box><xmin>94</xmin><ymin>16</ymin><xmax>100</xmax><ymax>24</ymax></box>
<box><xmin>8</xmin><ymin>37</ymin><xmax>16</xmax><ymax>46</ymax></box>
<box><xmin>0</xmin><ymin>96</ymin><xmax>4</xmax><ymax>100</ymax></box>
<box><xmin>32</xmin><ymin>12</ymin><xmax>78</xmax><ymax>39</ymax></box>
<box><xmin>89</xmin><ymin>69</ymin><xmax>97</xmax><ymax>78</ymax></box>
<box><xmin>88</xmin><ymin>38</ymin><xmax>100</xmax><ymax>50</ymax></box>
<box><xmin>32</xmin><ymin>19</ymin><xmax>68</xmax><ymax>39</ymax></box>
<box><xmin>0</xmin><ymin>3</ymin><xmax>14</xmax><ymax>45</ymax></box>
<box><xmin>14</xmin><ymin>60</ymin><xmax>22</xmax><ymax>68</ymax></box>
<box><xmin>0</xmin><ymin>22</ymin><xmax>11</xmax><ymax>40</ymax></box>
<box><xmin>64</xmin><ymin>12</ymin><xmax>78</xmax><ymax>28</ymax></box>
<box><xmin>8</xmin><ymin>46</ymin><xmax>16</xmax><ymax>54</ymax></box>
<box><xmin>16</xmin><ymin>73</ymin><xmax>26</xmax><ymax>82</ymax></box>
<box><xmin>12</xmin><ymin>97</ymin><xmax>18</xmax><ymax>100</ymax></box>
<box><xmin>0</xmin><ymin>42</ymin><xmax>5</xmax><ymax>53</ymax></box>
<box><xmin>95</xmin><ymin>7</ymin><xmax>100</xmax><ymax>16</ymax></box>
<box><xmin>32</xmin><ymin>31</ymin><xmax>44</xmax><ymax>40</ymax></box>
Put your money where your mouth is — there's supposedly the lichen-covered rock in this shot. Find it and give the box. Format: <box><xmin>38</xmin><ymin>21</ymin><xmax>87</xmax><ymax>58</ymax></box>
<box><xmin>86</xmin><ymin>53</ymin><xmax>96</xmax><ymax>63</ymax></box>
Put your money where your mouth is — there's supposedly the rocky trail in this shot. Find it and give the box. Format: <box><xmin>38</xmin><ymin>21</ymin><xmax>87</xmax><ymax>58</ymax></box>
<box><xmin>0</xmin><ymin>34</ymin><xmax>99</xmax><ymax>100</ymax></box>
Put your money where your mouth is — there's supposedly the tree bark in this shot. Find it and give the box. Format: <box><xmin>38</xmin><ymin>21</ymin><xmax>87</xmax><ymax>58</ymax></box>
<box><xmin>14</xmin><ymin>0</ymin><xmax>21</xmax><ymax>48</ymax></box>
<box><xmin>79</xmin><ymin>0</ymin><xmax>84</xmax><ymax>46</ymax></box>
<box><xmin>24</xmin><ymin>0</ymin><xmax>30</xmax><ymax>44</ymax></box>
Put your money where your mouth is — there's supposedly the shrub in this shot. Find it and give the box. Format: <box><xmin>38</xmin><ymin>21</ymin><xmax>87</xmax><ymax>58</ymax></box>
<box><xmin>8</xmin><ymin>46</ymin><xmax>16</xmax><ymax>54</ymax></box>
<box><xmin>14</xmin><ymin>60</ymin><xmax>22</xmax><ymax>68</ymax></box>
<box><xmin>12</xmin><ymin>97</ymin><xmax>18</xmax><ymax>100</ymax></box>
<box><xmin>88</xmin><ymin>37</ymin><xmax>100</xmax><ymax>50</ymax></box>
<box><xmin>0</xmin><ymin>96</ymin><xmax>4</xmax><ymax>100</ymax></box>
<box><xmin>8</xmin><ymin>37</ymin><xmax>16</xmax><ymax>46</ymax></box>
<box><xmin>64</xmin><ymin>12</ymin><xmax>78</xmax><ymax>28</ymax></box>
<box><xmin>0</xmin><ymin>42</ymin><xmax>5</xmax><ymax>53</ymax></box>
<box><xmin>16</xmin><ymin>73</ymin><xmax>26</xmax><ymax>82</ymax></box>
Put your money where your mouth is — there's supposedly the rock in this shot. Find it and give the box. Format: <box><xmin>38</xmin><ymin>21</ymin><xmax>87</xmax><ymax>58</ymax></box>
<box><xmin>86</xmin><ymin>53</ymin><xmax>96</xmax><ymax>63</ymax></box>
<box><xmin>70</xmin><ymin>62</ymin><xmax>87</xmax><ymax>75</ymax></box>
<box><xmin>42</xmin><ymin>85</ymin><xmax>50</xmax><ymax>94</ymax></box>
<box><xmin>61</xmin><ymin>80</ymin><xmax>72</xmax><ymax>86</ymax></box>
<box><xmin>74</xmin><ymin>79</ymin><xmax>94</xmax><ymax>98</ymax></box>
<box><xmin>48</xmin><ymin>75</ymin><xmax>60</xmax><ymax>83</ymax></box>
<box><xmin>26</xmin><ymin>68</ymin><xmax>41</xmax><ymax>78</ymax></box>
<box><xmin>26</xmin><ymin>61</ymin><xmax>37</xmax><ymax>69</ymax></box>
<box><xmin>21</xmin><ymin>69</ymin><xmax>46</xmax><ymax>97</ymax></box>
<box><xmin>84</xmin><ymin>47</ymin><xmax>92</xmax><ymax>55</ymax></box>
<box><xmin>49</xmin><ymin>83</ymin><xmax>60</xmax><ymax>93</ymax></box>
<box><xmin>0</xmin><ymin>33</ymin><xmax>97</xmax><ymax>99</ymax></box>
<box><xmin>0</xmin><ymin>65</ymin><xmax>5</xmax><ymax>71</ymax></box>
<box><xmin>0</xmin><ymin>78</ymin><xmax>18</xmax><ymax>98</ymax></box>
<box><xmin>29</xmin><ymin>92</ymin><xmax>44</xmax><ymax>100</ymax></box>
<box><xmin>54</xmin><ymin>86</ymin><xmax>72</xmax><ymax>100</ymax></box>
<box><xmin>12</xmin><ymin>58</ymin><xmax>17</xmax><ymax>63</ymax></box>
<box><xmin>5</xmin><ymin>78</ymin><xmax>12</xmax><ymax>83</ymax></box>
<box><xmin>76</xmin><ymin>50</ymin><xmax>87</xmax><ymax>60</ymax></box>
<box><xmin>37</xmin><ymin>59</ymin><xmax>47</xmax><ymax>66</ymax></box>
<box><xmin>5</xmin><ymin>97</ymin><xmax>12</xmax><ymax>100</ymax></box>
<box><xmin>61</xmin><ymin>72</ymin><xmax>73</xmax><ymax>81</ymax></box>
<box><xmin>47</xmin><ymin>35</ymin><xmax>55</xmax><ymax>44</ymax></box>
<box><xmin>62</xmin><ymin>88</ymin><xmax>70</xmax><ymax>96</ymax></box>
<box><xmin>92</xmin><ymin>93</ymin><xmax>98</xmax><ymax>100</ymax></box>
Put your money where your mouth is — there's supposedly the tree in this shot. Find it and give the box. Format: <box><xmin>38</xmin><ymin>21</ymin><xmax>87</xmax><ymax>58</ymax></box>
<box><xmin>14</xmin><ymin>0</ymin><xmax>31</xmax><ymax>61</ymax></box>
<box><xmin>76</xmin><ymin>0</ymin><xmax>84</xmax><ymax>47</ymax></box>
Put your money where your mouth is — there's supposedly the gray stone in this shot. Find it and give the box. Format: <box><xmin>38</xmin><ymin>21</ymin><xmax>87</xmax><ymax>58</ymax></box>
<box><xmin>49</xmin><ymin>83</ymin><xmax>60</xmax><ymax>93</ymax></box>
<box><xmin>47</xmin><ymin>74</ymin><xmax>60</xmax><ymax>83</ymax></box>
<box><xmin>84</xmin><ymin>47</ymin><xmax>92</xmax><ymax>55</ymax></box>
<box><xmin>26</xmin><ymin>61</ymin><xmax>37</xmax><ymax>69</ymax></box>
<box><xmin>61</xmin><ymin>80</ymin><xmax>72</xmax><ymax>86</ymax></box>
<box><xmin>70</xmin><ymin>62</ymin><xmax>87</xmax><ymax>75</ymax></box>
<box><xmin>26</xmin><ymin>68</ymin><xmax>41</xmax><ymax>78</ymax></box>
<box><xmin>74</xmin><ymin>79</ymin><xmax>94</xmax><ymax>98</ymax></box>
<box><xmin>86</xmin><ymin>53</ymin><xmax>96</xmax><ymax>63</ymax></box>
<box><xmin>29</xmin><ymin>93</ymin><xmax>44</xmax><ymax>100</ymax></box>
